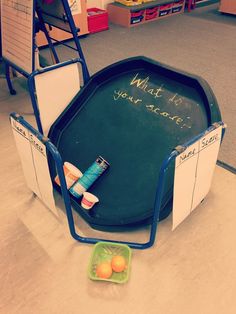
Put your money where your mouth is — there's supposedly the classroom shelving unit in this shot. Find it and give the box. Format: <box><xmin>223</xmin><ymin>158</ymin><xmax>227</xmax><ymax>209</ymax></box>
<box><xmin>107</xmin><ymin>0</ymin><xmax>186</xmax><ymax>27</ymax></box>
<box><xmin>219</xmin><ymin>0</ymin><xmax>236</xmax><ymax>15</ymax></box>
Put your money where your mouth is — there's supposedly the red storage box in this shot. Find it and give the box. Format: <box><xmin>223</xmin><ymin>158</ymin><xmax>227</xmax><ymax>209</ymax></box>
<box><xmin>172</xmin><ymin>0</ymin><xmax>184</xmax><ymax>13</ymax></box>
<box><xmin>130</xmin><ymin>10</ymin><xmax>145</xmax><ymax>17</ymax></box>
<box><xmin>145</xmin><ymin>11</ymin><xmax>158</xmax><ymax>20</ymax></box>
<box><xmin>159</xmin><ymin>3</ymin><xmax>173</xmax><ymax>16</ymax></box>
<box><xmin>146</xmin><ymin>7</ymin><xmax>158</xmax><ymax>14</ymax></box>
<box><xmin>145</xmin><ymin>7</ymin><xmax>158</xmax><ymax>20</ymax></box>
<box><xmin>130</xmin><ymin>9</ymin><xmax>145</xmax><ymax>24</ymax></box>
<box><xmin>172</xmin><ymin>5</ymin><xmax>183</xmax><ymax>13</ymax></box>
<box><xmin>87</xmin><ymin>8</ymin><xmax>109</xmax><ymax>33</ymax></box>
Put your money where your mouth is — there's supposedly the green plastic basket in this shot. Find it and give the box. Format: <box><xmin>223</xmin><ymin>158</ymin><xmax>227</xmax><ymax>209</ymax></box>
<box><xmin>88</xmin><ymin>242</ymin><xmax>132</xmax><ymax>283</ymax></box>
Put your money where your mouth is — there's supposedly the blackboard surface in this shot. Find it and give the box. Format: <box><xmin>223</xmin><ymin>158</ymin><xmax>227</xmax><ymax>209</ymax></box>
<box><xmin>49</xmin><ymin>56</ymin><xmax>221</xmax><ymax>231</ymax></box>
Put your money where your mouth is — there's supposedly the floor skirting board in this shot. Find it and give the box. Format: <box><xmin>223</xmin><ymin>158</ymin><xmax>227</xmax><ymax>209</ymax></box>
<box><xmin>217</xmin><ymin>160</ymin><xmax>236</xmax><ymax>175</ymax></box>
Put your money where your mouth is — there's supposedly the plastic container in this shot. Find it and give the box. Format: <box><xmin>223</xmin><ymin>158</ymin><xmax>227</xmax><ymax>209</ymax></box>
<box><xmin>146</xmin><ymin>7</ymin><xmax>158</xmax><ymax>14</ymax></box>
<box><xmin>145</xmin><ymin>11</ymin><xmax>158</xmax><ymax>20</ymax></box>
<box><xmin>54</xmin><ymin>162</ymin><xmax>83</xmax><ymax>189</ymax></box>
<box><xmin>172</xmin><ymin>5</ymin><xmax>183</xmax><ymax>13</ymax></box>
<box><xmin>69</xmin><ymin>156</ymin><xmax>109</xmax><ymax>198</ymax></box>
<box><xmin>145</xmin><ymin>7</ymin><xmax>158</xmax><ymax>20</ymax></box>
<box><xmin>48</xmin><ymin>56</ymin><xmax>222</xmax><ymax>232</ymax></box>
<box><xmin>159</xmin><ymin>3</ymin><xmax>173</xmax><ymax>16</ymax></box>
<box><xmin>172</xmin><ymin>0</ymin><xmax>184</xmax><ymax>13</ymax></box>
<box><xmin>87</xmin><ymin>8</ymin><xmax>109</xmax><ymax>34</ymax></box>
<box><xmin>88</xmin><ymin>242</ymin><xmax>132</xmax><ymax>283</ymax></box>
<box><xmin>131</xmin><ymin>9</ymin><xmax>145</xmax><ymax>17</ymax></box>
<box><xmin>130</xmin><ymin>10</ymin><xmax>145</xmax><ymax>24</ymax></box>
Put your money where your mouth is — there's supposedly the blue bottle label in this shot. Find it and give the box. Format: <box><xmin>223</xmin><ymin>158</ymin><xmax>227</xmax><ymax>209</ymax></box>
<box><xmin>69</xmin><ymin>157</ymin><xmax>109</xmax><ymax>198</ymax></box>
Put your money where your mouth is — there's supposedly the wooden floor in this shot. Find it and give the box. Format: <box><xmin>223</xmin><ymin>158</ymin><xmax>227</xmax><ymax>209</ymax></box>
<box><xmin>1</xmin><ymin>77</ymin><xmax>236</xmax><ymax>314</ymax></box>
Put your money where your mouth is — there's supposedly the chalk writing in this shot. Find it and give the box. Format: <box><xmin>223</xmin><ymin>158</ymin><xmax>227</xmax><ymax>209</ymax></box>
<box><xmin>111</xmin><ymin>72</ymin><xmax>194</xmax><ymax>129</ymax></box>
<box><xmin>169</xmin><ymin>93</ymin><xmax>183</xmax><ymax>106</ymax></box>
<box><xmin>146</xmin><ymin>105</ymin><xmax>191</xmax><ymax>128</ymax></box>
<box><xmin>130</xmin><ymin>73</ymin><xmax>164</xmax><ymax>99</ymax></box>
<box><xmin>113</xmin><ymin>90</ymin><xmax>142</xmax><ymax>104</ymax></box>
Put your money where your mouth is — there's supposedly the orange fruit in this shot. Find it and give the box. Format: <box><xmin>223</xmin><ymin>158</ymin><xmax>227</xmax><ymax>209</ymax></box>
<box><xmin>96</xmin><ymin>262</ymin><xmax>113</xmax><ymax>279</ymax></box>
<box><xmin>111</xmin><ymin>255</ymin><xmax>126</xmax><ymax>273</ymax></box>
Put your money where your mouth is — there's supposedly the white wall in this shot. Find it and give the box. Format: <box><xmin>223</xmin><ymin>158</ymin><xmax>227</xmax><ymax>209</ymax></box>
<box><xmin>86</xmin><ymin>0</ymin><xmax>114</xmax><ymax>9</ymax></box>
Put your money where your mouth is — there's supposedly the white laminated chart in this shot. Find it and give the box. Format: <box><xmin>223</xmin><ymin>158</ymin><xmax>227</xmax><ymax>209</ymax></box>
<box><xmin>172</xmin><ymin>125</ymin><xmax>223</xmax><ymax>230</ymax></box>
<box><xmin>34</xmin><ymin>62</ymin><xmax>81</xmax><ymax>135</ymax></box>
<box><xmin>10</xmin><ymin>116</ymin><xmax>57</xmax><ymax>217</ymax></box>
<box><xmin>1</xmin><ymin>0</ymin><xmax>34</xmax><ymax>74</ymax></box>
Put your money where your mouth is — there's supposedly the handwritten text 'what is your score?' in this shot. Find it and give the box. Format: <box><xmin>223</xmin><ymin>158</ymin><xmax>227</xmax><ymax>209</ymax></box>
<box><xmin>113</xmin><ymin>73</ymin><xmax>193</xmax><ymax>129</ymax></box>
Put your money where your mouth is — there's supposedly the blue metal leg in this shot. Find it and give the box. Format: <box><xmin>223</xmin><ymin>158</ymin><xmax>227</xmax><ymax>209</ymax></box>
<box><xmin>62</xmin><ymin>0</ymin><xmax>90</xmax><ymax>81</ymax></box>
<box><xmin>148</xmin><ymin>151</ymin><xmax>178</xmax><ymax>247</ymax></box>
<box><xmin>72</xmin><ymin>36</ymin><xmax>89</xmax><ymax>82</ymax></box>
<box><xmin>5</xmin><ymin>62</ymin><xmax>16</xmax><ymax>95</ymax></box>
<box><xmin>51</xmin><ymin>146</ymin><xmax>178</xmax><ymax>250</ymax></box>
<box><xmin>35</xmin><ymin>8</ymin><xmax>60</xmax><ymax>64</ymax></box>
<box><xmin>27</xmin><ymin>75</ymin><xmax>44</xmax><ymax>134</ymax></box>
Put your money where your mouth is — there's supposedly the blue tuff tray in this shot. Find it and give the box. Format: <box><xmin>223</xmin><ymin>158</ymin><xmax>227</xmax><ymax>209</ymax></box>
<box><xmin>48</xmin><ymin>56</ymin><xmax>221</xmax><ymax>231</ymax></box>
